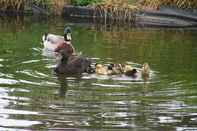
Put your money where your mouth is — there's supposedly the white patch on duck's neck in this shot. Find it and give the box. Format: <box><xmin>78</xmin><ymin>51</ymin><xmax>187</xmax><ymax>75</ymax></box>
<box><xmin>65</xmin><ymin>41</ymin><xmax>71</xmax><ymax>45</ymax></box>
<box><xmin>66</xmin><ymin>33</ymin><xmax>72</xmax><ymax>41</ymax></box>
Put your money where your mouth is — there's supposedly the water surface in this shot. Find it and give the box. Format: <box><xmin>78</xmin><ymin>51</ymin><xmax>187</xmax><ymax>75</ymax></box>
<box><xmin>0</xmin><ymin>16</ymin><xmax>197</xmax><ymax>131</ymax></box>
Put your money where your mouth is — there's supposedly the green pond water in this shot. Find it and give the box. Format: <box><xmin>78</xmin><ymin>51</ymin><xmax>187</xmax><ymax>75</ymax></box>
<box><xmin>0</xmin><ymin>16</ymin><xmax>197</xmax><ymax>131</ymax></box>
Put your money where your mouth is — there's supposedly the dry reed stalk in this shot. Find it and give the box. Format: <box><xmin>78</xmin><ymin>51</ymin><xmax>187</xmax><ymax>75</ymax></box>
<box><xmin>94</xmin><ymin>0</ymin><xmax>138</xmax><ymax>23</ymax></box>
<box><xmin>0</xmin><ymin>0</ymin><xmax>70</xmax><ymax>15</ymax></box>
<box><xmin>51</xmin><ymin>0</ymin><xmax>71</xmax><ymax>15</ymax></box>
<box><xmin>139</xmin><ymin>0</ymin><xmax>197</xmax><ymax>10</ymax></box>
<box><xmin>0</xmin><ymin>0</ymin><xmax>25</xmax><ymax>11</ymax></box>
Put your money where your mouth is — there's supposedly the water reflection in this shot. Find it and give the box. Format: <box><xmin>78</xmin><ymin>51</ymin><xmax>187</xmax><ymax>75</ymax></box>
<box><xmin>0</xmin><ymin>87</ymin><xmax>42</xmax><ymax>129</ymax></box>
<box><xmin>57</xmin><ymin>74</ymin><xmax>68</xmax><ymax>98</ymax></box>
<box><xmin>0</xmin><ymin>16</ymin><xmax>197</xmax><ymax>130</ymax></box>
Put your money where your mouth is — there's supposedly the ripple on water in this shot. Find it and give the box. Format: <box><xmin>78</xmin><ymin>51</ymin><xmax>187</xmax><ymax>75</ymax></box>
<box><xmin>92</xmin><ymin>83</ymin><xmax>127</xmax><ymax>88</ymax></box>
<box><xmin>176</xmin><ymin>127</ymin><xmax>197</xmax><ymax>131</ymax></box>
<box><xmin>0</xmin><ymin>78</ymin><xmax>18</xmax><ymax>85</ymax></box>
<box><xmin>0</xmin><ymin>118</ymin><xmax>42</xmax><ymax>128</ymax></box>
<box><xmin>0</xmin><ymin>86</ymin><xmax>42</xmax><ymax>129</ymax></box>
<box><xmin>21</xmin><ymin>59</ymin><xmax>41</xmax><ymax>64</ymax></box>
<box><xmin>158</xmin><ymin>116</ymin><xmax>181</xmax><ymax>124</ymax></box>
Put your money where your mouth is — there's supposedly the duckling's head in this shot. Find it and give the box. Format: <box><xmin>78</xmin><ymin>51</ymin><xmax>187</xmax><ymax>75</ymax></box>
<box><xmin>96</xmin><ymin>63</ymin><xmax>111</xmax><ymax>75</ymax></box>
<box><xmin>142</xmin><ymin>63</ymin><xmax>150</xmax><ymax>77</ymax></box>
<box><xmin>64</xmin><ymin>26</ymin><xmax>72</xmax><ymax>41</ymax></box>
<box><xmin>95</xmin><ymin>63</ymin><xmax>103</xmax><ymax>69</ymax></box>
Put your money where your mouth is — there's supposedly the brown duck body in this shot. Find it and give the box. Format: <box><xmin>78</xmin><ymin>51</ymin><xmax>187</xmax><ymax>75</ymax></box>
<box><xmin>55</xmin><ymin>41</ymin><xmax>75</xmax><ymax>56</ymax></box>
<box><xmin>55</xmin><ymin>54</ymin><xmax>92</xmax><ymax>75</ymax></box>
<box><xmin>54</xmin><ymin>41</ymin><xmax>92</xmax><ymax>75</ymax></box>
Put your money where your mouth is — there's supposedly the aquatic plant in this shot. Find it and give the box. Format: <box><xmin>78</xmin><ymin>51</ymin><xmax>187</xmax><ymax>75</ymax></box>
<box><xmin>94</xmin><ymin>0</ymin><xmax>139</xmax><ymax>24</ymax></box>
<box><xmin>138</xmin><ymin>0</ymin><xmax>197</xmax><ymax>10</ymax></box>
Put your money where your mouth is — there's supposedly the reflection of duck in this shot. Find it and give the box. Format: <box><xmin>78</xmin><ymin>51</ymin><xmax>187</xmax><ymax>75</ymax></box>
<box><xmin>57</xmin><ymin>74</ymin><xmax>68</xmax><ymax>98</ymax></box>
<box><xmin>54</xmin><ymin>49</ymin><xmax>92</xmax><ymax>75</ymax></box>
<box><xmin>42</xmin><ymin>26</ymin><xmax>75</xmax><ymax>53</ymax></box>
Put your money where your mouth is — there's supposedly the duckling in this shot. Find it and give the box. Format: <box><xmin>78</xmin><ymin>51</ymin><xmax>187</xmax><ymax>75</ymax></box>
<box><xmin>95</xmin><ymin>63</ymin><xmax>124</xmax><ymax>75</ymax></box>
<box><xmin>125</xmin><ymin>68</ymin><xmax>138</xmax><ymax>77</ymax></box>
<box><xmin>54</xmin><ymin>49</ymin><xmax>91</xmax><ymax>75</ymax></box>
<box><xmin>121</xmin><ymin>64</ymin><xmax>137</xmax><ymax>77</ymax></box>
<box><xmin>141</xmin><ymin>63</ymin><xmax>150</xmax><ymax>80</ymax></box>
<box><xmin>108</xmin><ymin>64</ymin><xmax>124</xmax><ymax>75</ymax></box>
<box><xmin>95</xmin><ymin>64</ymin><xmax>109</xmax><ymax>75</ymax></box>
<box><xmin>42</xmin><ymin>26</ymin><xmax>74</xmax><ymax>52</ymax></box>
<box><xmin>121</xmin><ymin>64</ymin><xmax>133</xmax><ymax>73</ymax></box>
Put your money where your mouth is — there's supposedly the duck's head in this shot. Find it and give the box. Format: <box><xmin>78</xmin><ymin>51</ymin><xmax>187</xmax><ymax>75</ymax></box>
<box><xmin>64</xmin><ymin>26</ymin><xmax>72</xmax><ymax>42</ymax></box>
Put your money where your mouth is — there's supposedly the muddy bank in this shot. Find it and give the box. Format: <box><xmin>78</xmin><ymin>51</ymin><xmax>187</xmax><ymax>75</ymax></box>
<box><xmin>63</xmin><ymin>5</ymin><xmax>197</xmax><ymax>28</ymax></box>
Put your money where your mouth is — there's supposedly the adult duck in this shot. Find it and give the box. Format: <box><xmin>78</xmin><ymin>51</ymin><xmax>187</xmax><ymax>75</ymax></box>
<box><xmin>54</xmin><ymin>49</ymin><xmax>92</xmax><ymax>75</ymax></box>
<box><xmin>42</xmin><ymin>26</ymin><xmax>75</xmax><ymax>52</ymax></box>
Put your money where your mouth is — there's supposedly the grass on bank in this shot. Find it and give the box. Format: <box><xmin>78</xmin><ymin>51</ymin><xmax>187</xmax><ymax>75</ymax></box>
<box><xmin>1</xmin><ymin>0</ymin><xmax>197</xmax><ymax>16</ymax></box>
<box><xmin>0</xmin><ymin>0</ymin><xmax>25</xmax><ymax>11</ymax></box>
<box><xmin>0</xmin><ymin>0</ymin><xmax>71</xmax><ymax>15</ymax></box>
<box><xmin>94</xmin><ymin>0</ymin><xmax>139</xmax><ymax>23</ymax></box>
<box><xmin>138</xmin><ymin>0</ymin><xmax>197</xmax><ymax>10</ymax></box>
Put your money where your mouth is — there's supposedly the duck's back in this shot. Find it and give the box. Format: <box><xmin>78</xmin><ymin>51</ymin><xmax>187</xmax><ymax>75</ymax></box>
<box><xmin>55</xmin><ymin>55</ymin><xmax>91</xmax><ymax>75</ymax></box>
<box><xmin>47</xmin><ymin>34</ymin><xmax>64</xmax><ymax>44</ymax></box>
<box><xmin>42</xmin><ymin>34</ymin><xmax>64</xmax><ymax>51</ymax></box>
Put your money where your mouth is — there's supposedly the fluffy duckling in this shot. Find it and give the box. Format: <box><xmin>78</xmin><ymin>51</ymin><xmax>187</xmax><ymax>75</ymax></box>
<box><xmin>108</xmin><ymin>64</ymin><xmax>124</xmax><ymax>75</ymax></box>
<box><xmin>95</xmin><ymin>63</ymin><xmax>123</xmax><ymax>75</ymax></box>
<box><xmin>54</xmin><ymin>49</ymin><xmax>92</xmax><ymax>75</ymax></box>
<box><xmin>95</xmin><ymin>64</ymin><xmax>109</xmax><ymax>75</ymax></box>
<box><xmin>122</xmin><ymin>64</ymin><xmax>133</xmax><ymax>73</ymax></box>
<box><xmin>121</xmin><ymin>64</ymin><xmax>138</xmax><ymax>77</ymax></box>
<box><xmin>124</xmin><ymin>69</ymin><xmax>138</xmax><ymax>77</ymax></box>
<box><xmin>42</xmin><ymin>26</ymin><xmax>75</xmax><ymax>52</ymax></box>
<box><xmin>141</xmin><ymin>63</ymin><xmax>150</xmax><ymax>79</ymax></box>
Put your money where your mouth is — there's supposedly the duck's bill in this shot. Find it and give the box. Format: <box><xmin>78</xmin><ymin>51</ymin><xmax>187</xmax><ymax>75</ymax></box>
<box><xmin>67</xmin><ymin>33</ymin><xmax>72</xmax><ymax>41</ymax></box>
